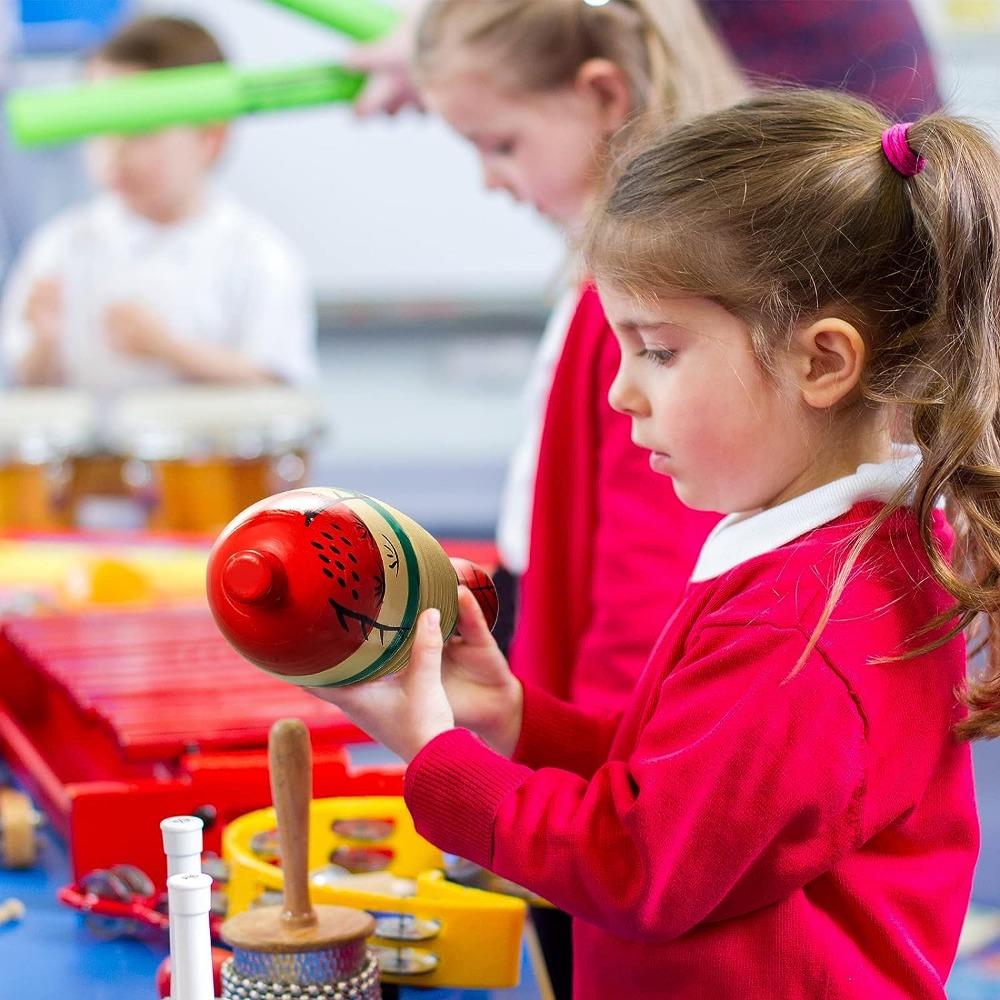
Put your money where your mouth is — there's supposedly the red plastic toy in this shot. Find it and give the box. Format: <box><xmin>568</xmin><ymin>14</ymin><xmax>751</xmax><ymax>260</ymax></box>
<box><xmin>56</xmin><ymin>863</ymin><xmax>226</xmax><ymax>941</ymax></box>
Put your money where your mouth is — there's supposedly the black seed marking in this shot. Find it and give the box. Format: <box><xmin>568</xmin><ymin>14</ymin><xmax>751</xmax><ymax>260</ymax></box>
<box><xmin>326</xmin><ymin>597</ymin><xmax>409</xmax><ymax>644</ymax></box>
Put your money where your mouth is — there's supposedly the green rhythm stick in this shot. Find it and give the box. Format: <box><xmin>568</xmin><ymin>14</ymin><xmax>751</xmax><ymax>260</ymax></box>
<box><xmin>7</xmin><ymin>62</ymin><xmax>368</xmax><ymax>147</ymax></box>
<box><xmin>265</xmin><ymin>0</ymin><xmax>399</xmax><ymax>40</ymax></box>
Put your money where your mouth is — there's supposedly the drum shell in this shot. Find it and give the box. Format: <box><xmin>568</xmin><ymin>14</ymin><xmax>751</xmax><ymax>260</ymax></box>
<box><xmin>109</xmin><ymin>386</ymin><xmax>325</xmax><ymax>534</ymax></box>
<box><xmin>0</xmin><ymin>389</ymin><xmax>97</xmax><ymax>530</ymax></box>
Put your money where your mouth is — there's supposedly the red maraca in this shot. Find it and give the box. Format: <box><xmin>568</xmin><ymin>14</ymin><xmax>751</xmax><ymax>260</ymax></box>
<box><xmin>207</xmin><ymin>488</ymin><xmax>496</xmax><ymax>687</ymax></box>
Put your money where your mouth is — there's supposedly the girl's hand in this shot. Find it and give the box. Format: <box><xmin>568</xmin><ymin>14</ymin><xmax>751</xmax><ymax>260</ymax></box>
<box><xmin>310</xmin><ymin>607</ymin><xmax>456</xmax><ymax>763</ymax></box>
<box><xmin>442</xmin><ymin>586</ymin><xmax>523</xmax><ymax>757</ymax></box>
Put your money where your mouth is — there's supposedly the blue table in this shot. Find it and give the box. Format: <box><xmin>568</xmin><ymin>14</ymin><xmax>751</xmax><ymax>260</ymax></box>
<box><xmin>0</xmin><ymin>824</ymin><xmax>546</xmax><ymax>1000</ymax></box>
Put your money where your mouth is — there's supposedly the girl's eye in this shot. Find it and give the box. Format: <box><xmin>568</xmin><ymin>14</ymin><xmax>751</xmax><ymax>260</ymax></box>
<box><xmin>483</xmin><ymin>140</ymin><xmax>515</xmax><ymax>156</ymax></box>
<box><xmin>637</xmin><ymin>347</ymin><xmax>675</xmax><ymax>366</ymax></box>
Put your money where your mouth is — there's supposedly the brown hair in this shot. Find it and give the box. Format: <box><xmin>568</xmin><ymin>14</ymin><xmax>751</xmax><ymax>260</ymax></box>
<box><xmin>92</xmin><ymin>15</ymin><xmax>226</xmax><ymax>71</ymax></box>
<box><xmin>413</xmin><ymin>0</ymin><xmax>747</xmax><ymax>131</ymax></box>
<box><xmin>584</xmin><ymin>88</ymin><xmax>1000</xmax><ymax>739</ymax></box>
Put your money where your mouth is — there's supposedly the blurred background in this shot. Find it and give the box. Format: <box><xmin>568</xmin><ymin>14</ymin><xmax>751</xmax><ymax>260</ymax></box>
<box><xmin>1</xmin><ymin>0</ymin><xmax>993</xmax><ymax>539</ymax></box>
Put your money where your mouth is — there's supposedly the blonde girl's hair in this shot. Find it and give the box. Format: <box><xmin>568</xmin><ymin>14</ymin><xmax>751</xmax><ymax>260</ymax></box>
<box><xmin>583</xmin><ymin>87</ymin><xmax>1000</xmax><ymax>740</ymax></box>
<box><xmin>413</xmin><ymin>0</ymin><xmax>748</xmax><ymax>124</ymax></box>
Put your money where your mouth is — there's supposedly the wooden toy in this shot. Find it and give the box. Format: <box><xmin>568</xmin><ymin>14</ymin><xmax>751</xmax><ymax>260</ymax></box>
<box><xmin>207</xmin><ymin>487</ymin><xmax>486</xmax><ymax>687</ymax></box>
<box><xmin>450</xmin><ymin>557</ymin><xmax>499</xmax><ymax>632</ymax></box>
<box><xmin>0</xmin><ymin>786</ymin><xmax>41</xmax><ymax>868</ymax></box>
<box><xmin>219</xmin><ymin>718</ymin><xmax>380</xmax><ymax>998</ymax></box>
<box><xmin>0</xmin><ymin>897</ymin><xmax>25</xmax><ymax>927</ymax></box>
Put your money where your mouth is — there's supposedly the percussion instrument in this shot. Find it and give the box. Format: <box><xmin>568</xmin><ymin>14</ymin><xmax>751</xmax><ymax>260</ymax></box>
<box><xmin>109</xmin><ymin>385</ymin><xmax>325</xmax><ymax>534</ymax></box>
<box><xmin>0</xmin><ymin>388</ymin><xmax>96</xmax><ymax>530</ymax></box>
<box><xmin>207</xmin><ymin>487</ymin><xmax>497</xmax><ymax>687</ymax></box>
<box><xmin>223</xmin><ymin>792</ymin><xmax>526</xmax><ymax>989</ymax></box>
<box><xmin>219</xmin><ymin>719</ymin><xmax>381</xmax><ymax>1000</ymax></box>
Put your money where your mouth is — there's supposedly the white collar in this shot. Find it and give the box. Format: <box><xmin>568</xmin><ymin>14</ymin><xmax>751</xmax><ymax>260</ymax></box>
<box><xmin>690</xmin><ymin>446</ymin><xmax>922</xmax><ymax>582</ymax></box>
<box><xmin>97</xmin><ymin>189</ymin><xmax>227</xmax><ymax>243</ymax></box>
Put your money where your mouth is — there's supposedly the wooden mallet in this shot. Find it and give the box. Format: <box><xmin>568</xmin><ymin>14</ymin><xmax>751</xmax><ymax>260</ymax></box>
<box><xmin>219</xmin><ymin>718</ymin><xmax>380</xmax><ymax>999</ymax></box>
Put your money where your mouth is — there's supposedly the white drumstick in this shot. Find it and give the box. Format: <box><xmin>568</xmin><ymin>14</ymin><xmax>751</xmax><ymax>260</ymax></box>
<box><xmin>167</xmin><ymin>872</ymin><xmax>215</xmax><ymax>1000</ymax></box>
<box><xmin>161</xmin><ymin>814</ymin><xmax>206</xmax><ymax>987</ymax></box>
<box><xmin>161</xmin><ymin>815</ymin><xmax>204</xmax><ymax>878</ymax></box>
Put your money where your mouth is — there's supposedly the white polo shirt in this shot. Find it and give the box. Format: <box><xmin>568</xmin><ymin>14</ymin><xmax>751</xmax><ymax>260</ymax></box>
<box><xmin>0</xmin><ymin>190</ymin><xmax>318</xmax><ymax>391</ymax></box>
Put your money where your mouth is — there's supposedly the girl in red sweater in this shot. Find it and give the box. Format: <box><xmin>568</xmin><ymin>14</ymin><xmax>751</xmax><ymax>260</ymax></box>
<box><xmin>317</xmin><ymin>89</ymin><xmax>994</xmax><ymax>997</ymax></box>
<box><xmin>412</xmin><ymin>0</ymin><xmax>744</xmax><ymax>720</ymax></box>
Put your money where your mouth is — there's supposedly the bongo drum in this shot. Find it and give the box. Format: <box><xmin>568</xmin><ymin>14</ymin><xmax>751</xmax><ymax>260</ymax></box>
<box><xmin>109</xmin><ymin>385</ymin><xmax>325</xmax><ymax>534</ymax></box>
<box><xmin>0</xmin><ymin>388</ymin><xmax>97</xmax><ymax>530</ymax></box>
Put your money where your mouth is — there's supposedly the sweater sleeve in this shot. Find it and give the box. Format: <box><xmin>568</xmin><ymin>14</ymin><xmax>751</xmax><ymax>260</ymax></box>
<box><xmin>405</xmin><ymin>622</ymin><xmax>867</xmax><ymax>943</ymax></box>
<box><xmin>512</xmin><ymin>681</ymin><xmax>620</xmax><ymax>776</ymax></box>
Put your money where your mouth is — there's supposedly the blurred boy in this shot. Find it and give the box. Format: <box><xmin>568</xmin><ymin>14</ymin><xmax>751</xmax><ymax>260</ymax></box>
<box><xmin>0</xmin><ymin>15</ymin><xmax>318</xmax><ymax>391</ymax></box>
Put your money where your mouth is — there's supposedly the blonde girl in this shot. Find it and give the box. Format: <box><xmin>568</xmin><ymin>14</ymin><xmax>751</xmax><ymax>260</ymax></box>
<box><xmin>410</xmin><ymin>0</ymin><xmax>746</xmax><ymax>710</ymax></box>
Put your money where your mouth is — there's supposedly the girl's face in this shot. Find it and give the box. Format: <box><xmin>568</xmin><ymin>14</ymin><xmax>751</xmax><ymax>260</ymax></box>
<box><xmin>84</xmin><ymin>59</ymin><xmax>224</xmax><ymax>224</ymax></box>
<box><xmin>600</xmin><ymin>282</ymin><xmax>827</xmax><ymax>514</ymax></box>
<box><xmin>422</xmin><ymin>68</ymin><xmax>624</xmax><ymax>229</ymax></box>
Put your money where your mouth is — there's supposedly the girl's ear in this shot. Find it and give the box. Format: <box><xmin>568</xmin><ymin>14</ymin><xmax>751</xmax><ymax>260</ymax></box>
<box><xmin>575</xmin><ymin>58</ymin><xmax>632</xmax><ymax>133</ymax></box>
<box><xmin>795</xmin><ymin>317</ymin><xmax>866</xmax><ymax>410</ymax></box>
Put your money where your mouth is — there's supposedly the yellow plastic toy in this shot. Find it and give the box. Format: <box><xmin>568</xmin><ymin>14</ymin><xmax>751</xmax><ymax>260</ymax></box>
<box><xmin>223</xmin><ymin>795</ymin><xmax>527</xmax><ymax>989</ymax></box>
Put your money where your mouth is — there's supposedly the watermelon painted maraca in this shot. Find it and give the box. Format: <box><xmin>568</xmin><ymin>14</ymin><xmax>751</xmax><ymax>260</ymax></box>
<box><xmin>207</xmin><ymin>487</ymin><xmax>496</xmax><ymax>687</ymax></box>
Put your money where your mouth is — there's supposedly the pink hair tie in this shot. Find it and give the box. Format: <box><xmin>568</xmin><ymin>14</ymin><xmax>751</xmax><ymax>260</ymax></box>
<box><xmin>881</xmin><ymin>122</ymin><xmax>925</xmax><ymax>177</ymax></box>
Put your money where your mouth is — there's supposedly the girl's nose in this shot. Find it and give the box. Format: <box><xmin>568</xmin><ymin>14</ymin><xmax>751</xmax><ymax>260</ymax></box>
<box><xmin>480</xmin><ymin>161</ymin><xmax>513</xmax><ymax>196</ymax></box>
<box><xmin>608</xmin><ymin>360</ymin><xmax>644</xmax><ymax>417</ymax></box>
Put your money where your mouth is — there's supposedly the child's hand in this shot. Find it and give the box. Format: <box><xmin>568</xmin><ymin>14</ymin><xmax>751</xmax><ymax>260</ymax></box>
<box><xmin>344</xmin><ymin>0</ymin><xmax>425</xmax><ymax>116</ymax></box>
<box><xmin>442</xmin><ymin>586</ymin><xmax>524</xmax><ymax>757</ymax></box>
<box><xmin>24</xmin><ymin>277</ymin><xmax>64</xmax><ymax>347</ymax></box>
<box><xmin>310</xmin><ymin>607</ymin><xmax>456</xmax><ymax>762</ymax></box>
<box><xmin>105</xmin><ymin>303</ymin><xmax>175</xmax><ymax>362</ymax></box>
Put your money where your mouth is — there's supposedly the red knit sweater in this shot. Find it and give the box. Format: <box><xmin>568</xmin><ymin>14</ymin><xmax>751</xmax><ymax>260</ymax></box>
<box><xmin>406</xmin><ymin>503</ymin><xmax>978</xmax><ymax>999</ymax></box>
<box><xmin>509</xmin><ymin>284</ymin><xmax>719</xmax><ymax>709</ymax></box>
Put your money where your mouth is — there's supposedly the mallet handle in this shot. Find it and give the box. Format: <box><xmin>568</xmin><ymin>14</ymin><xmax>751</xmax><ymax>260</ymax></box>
<box><xmin>269</xmin><ymin>718</ymin><xmax>317</xmax><ymax>930</ymax></box>
<box><xmin>7</xmin><ymin>62</ymin><xmax>364</xmax><ymax>148</ymax></box>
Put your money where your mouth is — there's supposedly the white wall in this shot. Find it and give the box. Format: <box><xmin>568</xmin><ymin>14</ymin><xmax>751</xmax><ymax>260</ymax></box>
<box><xmin>139</xmin><ymin>0</ymin><xmax>565</xmax><ymax>305</ymax></box>
<box><xmin>911</xmin><ymin>0</ymin><xmax>1000</xmax><ymax>130</ymax></box>
<box><xmin>144</xmin><ymin>0</ymin><xmax>1000</xmax><ymax>306</ymax></box>
<box><xmin>16</xmin><ymin>0</ymin><xmax>1000</xmax><ymax>307</ymax></box>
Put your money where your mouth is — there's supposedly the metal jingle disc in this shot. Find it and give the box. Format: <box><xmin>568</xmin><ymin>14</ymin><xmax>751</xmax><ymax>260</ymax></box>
<box><xmin>372</xmin><ymin>913</ymin><xmax>442</xmax><ymax>942</ymax></box>
<box><xmin>373</xmin><ymin>945</ymin><xmax>440</xmax><ymax>976</ymax></box>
